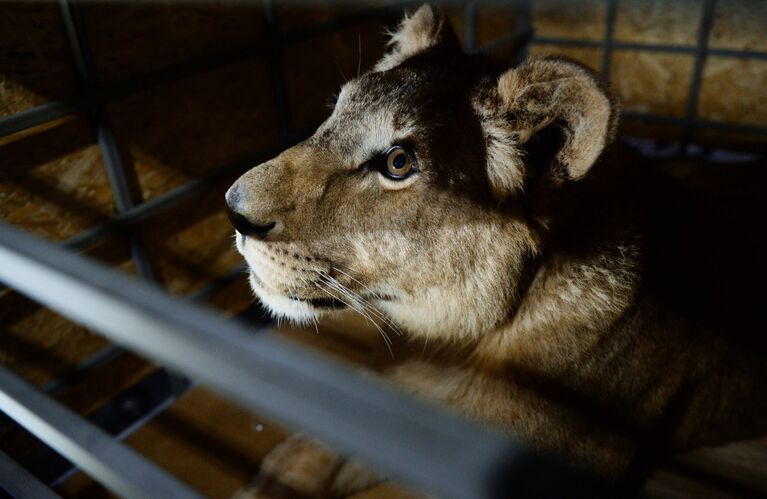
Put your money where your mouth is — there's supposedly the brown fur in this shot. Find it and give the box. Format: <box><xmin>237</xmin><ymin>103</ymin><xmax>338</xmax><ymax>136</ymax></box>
<box><xmin>226</xmin><ymin>5</ymin><xmax>767</xmax><ymax>497</ymax></box>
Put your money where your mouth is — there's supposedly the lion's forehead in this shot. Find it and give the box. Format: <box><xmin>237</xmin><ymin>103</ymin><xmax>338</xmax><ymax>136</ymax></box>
<box><xmin>313</xmin><ymin>73</ymin><xmax>433</xmax><ymax>165</ymax></box>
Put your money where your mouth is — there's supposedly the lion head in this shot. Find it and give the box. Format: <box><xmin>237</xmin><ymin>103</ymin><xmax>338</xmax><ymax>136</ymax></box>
<box><xmin>226</xmin><ymin>5</ymin><xmax>616</xmax><ymax>341</ymax></box>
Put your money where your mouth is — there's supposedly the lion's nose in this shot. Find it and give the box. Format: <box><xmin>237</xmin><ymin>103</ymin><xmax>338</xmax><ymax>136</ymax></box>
<box><xmin>225</xmin><ymin>184</ymin><xmax>277</xmax><ymax>240</ymax></box>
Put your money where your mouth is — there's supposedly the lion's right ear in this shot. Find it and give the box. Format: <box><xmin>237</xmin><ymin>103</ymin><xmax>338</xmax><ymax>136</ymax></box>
<box><xmin>474</xmin><ymin>58</ymin><xmax>618</xmax><ymax>197</ymax></box>
<box><xmin>374</xmin><ymin>4</ymin><xmax>461</xmax><ymax>72</ymax></box>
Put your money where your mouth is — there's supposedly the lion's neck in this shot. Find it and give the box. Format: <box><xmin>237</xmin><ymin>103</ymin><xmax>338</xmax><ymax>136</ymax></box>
<box><xmin>472</xmin><ymin>238</ymin><xmax>643</xmax><ymax>373</ymax></box>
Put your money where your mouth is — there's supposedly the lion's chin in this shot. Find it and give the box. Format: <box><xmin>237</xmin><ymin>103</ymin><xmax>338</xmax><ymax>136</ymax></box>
<box><xmin>248</xmin><ymin>272</ymin><xmax>347</xmax><ymax>325</ymax></box>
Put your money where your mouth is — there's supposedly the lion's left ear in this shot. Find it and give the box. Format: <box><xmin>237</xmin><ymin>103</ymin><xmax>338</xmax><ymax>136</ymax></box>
<box><xmin>475</xmin><ymin>57</ymin><xmax>618</xmax><ymax>196</ymax></box>
<box><xmin>374</xmin><ymin>4</ymin><xmax>461</xmax><ymax>72</ymax></box>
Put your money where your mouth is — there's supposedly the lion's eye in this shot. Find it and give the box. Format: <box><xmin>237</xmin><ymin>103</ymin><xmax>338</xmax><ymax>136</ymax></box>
<box><xmin>384</xmin><ymin>146</ymin><xmax>414</xmax><ymax>179</ymax></box>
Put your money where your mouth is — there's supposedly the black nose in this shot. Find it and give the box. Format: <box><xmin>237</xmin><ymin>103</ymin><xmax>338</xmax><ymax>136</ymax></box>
<box><xmin>226</xmin><ymin>207</ymin><xmax>276</xmax><ymax>239</ymax></box>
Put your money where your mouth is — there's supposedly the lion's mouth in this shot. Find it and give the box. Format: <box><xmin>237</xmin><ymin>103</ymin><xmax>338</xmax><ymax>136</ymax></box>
<box><xmin>289</xmin><ymin>296</ymin><xmax>347</xmax><ymax>310</ymax></box>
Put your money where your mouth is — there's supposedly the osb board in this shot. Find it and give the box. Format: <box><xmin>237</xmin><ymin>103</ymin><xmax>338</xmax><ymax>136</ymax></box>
<box><xmin>709</xmin><ymin>0</ymin><xmax>767</xmax><ymax>51</ymax></box>
<box><xmin>284</xmin><ymin>20</ymin><xmax>388</xmax><ymax>131</ymax></box>
<box><xmin>613</xmin><ymin>0</ymin><xmax>703</xmax><ymax>47</ymax></box>
<box><xmin>81</xmin><ymin>1</ymin><xmax>267</xmax><ymax>83</ymax></box>
<box><xmin>531</xmin><ymin>0</ymin><xmax>606</xmax><ymax>41</ymax></box>
<box><xmin>528</xmin><ymin>44</ymin><xmax>602</xmax><ymax>71</ymax></box>
<box><xmin>0</xmin><ymin>293</ymin><xmax>109</xmax><ymax>387</ymax></box>
<box><xmin>0</xmin><ymin>2</ymin><xmax>78</xmax><ymax>116</ymax></box>
<box><xmin>471</xmin><ymin>6</ymin><xmax>519</xmax><ymax>49</ymax></box>
<box><xmin>697</xmin><ymin>57</ymin><xmax>767</xmax><ymax>127</ymax></box>
<box><xmin>610</xmin><ymin>50</ymin><xmax>693</xmax><ymax>117</ymax></box>
<box><xmin>141</xmin><ymin>186</ymin><xmax>243</xmax><ymax>296</ymax></box>
<box><xmin>0</xmin><ymin>117</ymin><xmax>115</xmax><ymax>242</ymax></box>
<box><xmin>107</xmin><ymin>56</ymin><xmax>279</xmax><ymax>203</ymax></box>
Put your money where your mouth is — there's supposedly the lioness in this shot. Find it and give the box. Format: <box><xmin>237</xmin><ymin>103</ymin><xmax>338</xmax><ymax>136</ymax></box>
<box><xmin>225</xmin><ymin>5</ymin><xmax>767</xmax><ymax>497</ymax></box>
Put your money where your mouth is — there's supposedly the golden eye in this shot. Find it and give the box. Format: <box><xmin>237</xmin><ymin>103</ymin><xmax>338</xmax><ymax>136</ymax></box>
<box><xmin>384</xmin><ymin>146</ymin><xmax>413</xmax><ymax>179</ymax></box>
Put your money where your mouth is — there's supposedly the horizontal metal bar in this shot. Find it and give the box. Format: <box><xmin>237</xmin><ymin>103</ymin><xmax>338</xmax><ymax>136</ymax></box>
<box><xmin>0</xmin><ymin>362</ymin><xmax>200</xmax><ymax>499</ymax></box>
<box><xmin>0</xmin><ymin>449</ymin><xmax>61</xmax><ymax>499</ymax></box>
<box><xmin>61</xmin><ymin>146</ymin><xmax>285</xmax><ymax>252</ymax></box>
<box><xmin>527</xmin><ymin>36</ymin><xmax>767</xmax><ymax>60</ymax></box>
<box><xmin>0</xmin><ymin>101</ymin><xmax>80</xmax><ymax>139</ymax></box>
<box><xmin>0</xmin><ymin>222</ymin><xmax>602</xmax><ymax>499</ymax></box>
<box><xmin>621</xmin><ymin>111</ymin><xmax>767</xmax><ymax>136</ymax></box>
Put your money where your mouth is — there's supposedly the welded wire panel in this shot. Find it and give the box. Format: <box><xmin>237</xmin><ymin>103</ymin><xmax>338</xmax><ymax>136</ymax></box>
<box><xmin>0</xmin><ymin>363</ymin><xmax>201</xmax><ymax>499</ymax></box>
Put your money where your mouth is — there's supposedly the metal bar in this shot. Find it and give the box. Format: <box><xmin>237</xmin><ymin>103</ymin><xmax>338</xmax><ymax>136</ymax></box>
<box><xmin>529</xmin><ymin>36</ymin><xmax>603</xmax><ymax>48</ymax></box>
<box><xmin>1</xmin><ymin>2</ymin><xmax>411</xmax><ymax>141</ymax></box>
<box><xmin>3</xmin><ymin>5</ymin><xmax>765</xmax><ymax>146</ymax></box>
<box><xmin>62</xmin><ymin>143</ymin><xmax>289</xmax><ymax>252</ymax></box>
<box><xmin>42</xmin><ymin>344</ymin><xmax>124</xmax><ymax>397</ymax></box>
<box><xmin>680</xmin><ymin>0</ymin><xmax>716</xmax><ymax>148</ymax></box>
<box><xmin>521</xmin><ymin>37</ymin><xmax>767</xmax><ymax>59</ymax></box>
<box><xmin>621</xmin><ymin>111</ymin><xmax>767</xmax><ymax>137</ymax></box>
<box><xmin>513</xmin><ymin>0</ymin><xmax>533</xmax><ymax>64</ymax></box>
<box><xmin>0</xmin><ymin>450</ymin><xmax>61</xmax><ymax>499</ymax></box>
<box><xmin>58</xmin><ymin>0</ymin><xmax>155</xmax><ymax>282</ymax></box>
<box><xmin>0</xmin><ymin>362</ymin><xmax>200</xmax><ymax>499</ymax></box>
<box><xmin>707</xmin><ymin>47</ymin><xmax>767</xmax><ymax>59</ymax></box>
<box><xmin>0</xmin><ymin>143</ymin><xmax>282</xmax><ymax>292</ymax></box>
<box><xmin>0</xmin><ymin>101</ymin><xmax>79</xmax><ymax>139</ymax></box>
<box><xmin>40</xmin><ymin>369</ymin><xmax>191</xmax><ymax>489</ymax></box>
<box><xmin>600</xmin><ymin>0</ymin><xmax>618</xmax><ymax>81</ymax></box>
<box><xmin>186</xmin><ymin>263</ymin><xmax>248</xmax><ymax>302</ymax></box>
<box><xmin>463</xmin><ymin>0</ymin><xmax>477</xmax><ymax>52</ymax></box>
<box><xmin>0</xmin><ymin>222</ymin><xmax>603</xmax><ymax>499</ymax></box>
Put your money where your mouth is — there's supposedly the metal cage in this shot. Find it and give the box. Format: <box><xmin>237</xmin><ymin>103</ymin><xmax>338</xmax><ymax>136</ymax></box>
<box><xmin>0</xmin><ymin>0</ymin><xmax>765</xmax><ymax>498</ymax></box>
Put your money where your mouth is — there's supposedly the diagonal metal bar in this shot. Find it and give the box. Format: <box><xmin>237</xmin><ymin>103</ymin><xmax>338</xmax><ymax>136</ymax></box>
<box><xmin>0</xmin><ymin>362</ymin><xmax>201</xmax><ymax>499</ymax></box>
<box><xmin>463</xmin><ymin>0</ymin><xmax>477</xmax><ymax>52</ymax></box>
<box><xmin>0</xmin><ymin>449</ymin><xmax>61</xmax><ymax>499</ymax></box>
<box><xmin>58</xmin><ymin>0</ymin><xmax>155</xmax><ymax>282</ymax></box>
<box><xmin>0</xmin><ymin>222</ymin><xmax>605</xmax><ymax>499</ymax></box>
<box><xmin>0</xmin><ymin>101</ymin><xmax>80</xmax><ymax>138</ymax></box>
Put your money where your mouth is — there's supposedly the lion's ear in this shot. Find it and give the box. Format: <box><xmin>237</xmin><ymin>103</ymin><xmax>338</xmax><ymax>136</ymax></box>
<box><xmin>374</xmin><ymin>4</ymin><xmax>461</xmax><ymax>72</ymax></box>
<box><xmin>476</xmin><ymin>58</ymin><xmax>617</xmax><ymax>196</ymax></box>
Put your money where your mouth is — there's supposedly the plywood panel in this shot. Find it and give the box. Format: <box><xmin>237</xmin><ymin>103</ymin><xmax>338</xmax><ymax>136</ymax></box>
<box><xmin>697</xmin><ymin>57</ymin><xmax>767</xmax><ymax>126</ymax></box>
<box><xmin>81</xmin><ymin>1</ymin><xmax>267</xmax><ymax>83</ymax></box>
<box><xmin>531</xmin><ymin>0</ymin><xmax>606</xmax><ymax>41</ymax></box>
<box><xmin>610</xmin><ymin>51</ymin><xmax>693</xmax><ymax>117</ymax></box>
<box><xmin>709</xmin><ymin>0</ymin><xmax>767</xmax><ymax>51</ymax></box>
<box><xmin>107</xmin><ymin>57</ymin><xmax>279</xmax><ymax>203</ymax></box>
<box><xmin>614</xmin><ymin>0</ymin><xmax>703</xmax><ymax>47</ymax></box>
<box><xmin>284</xmin><ymin>21</ymin><xmax>387</xmax><ymax>131</ymax></box>
<box><xmin>0</xmin><ymin>2</ymin><xmax>78</xmax><ymax>116</ymax></box>
<box><xmin>0</xmin><ymin>118</ymin><xmax>114</xmax><ymax>241</ymax></box>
